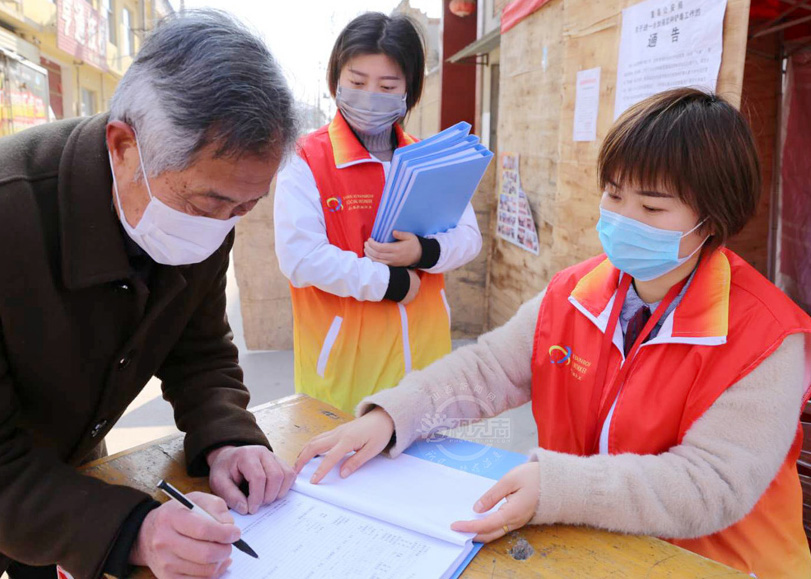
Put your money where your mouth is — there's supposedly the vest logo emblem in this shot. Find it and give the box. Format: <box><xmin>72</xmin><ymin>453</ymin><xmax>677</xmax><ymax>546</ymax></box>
<box><xmin>549</xmin><ymin>345</ymin><xmax>572</xmax><ymax>365</ymax></box>
<box><xmin>326</xmin><ymin>196</ymin><xmax>343</xmax><ymax>212</ymax></box>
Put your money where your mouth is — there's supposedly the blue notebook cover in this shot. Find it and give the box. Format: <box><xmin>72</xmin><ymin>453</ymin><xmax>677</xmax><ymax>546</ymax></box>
<box><xmin>372</xmin><ymin>123</ymin><xmax>470</xmax><ymax>239</ymax></box>
<box><xmin>376</xmin><ymin>139</ymin><xmax>478</xmax><ymax>241</ymax></box>
<box><xmin>381</xmin><ymin>135</ymin><xmax>480</xmax><ymax>225</ymax></box>
<box><xmin>405</xmin><ymin>436</ymin><xmax>528</xmax><ymax>579</ymax></box>
<box><xmin>380</xmin><ymin>144</ymin><xmax>490</xmax><ymax>238</ymax></box>
<box><xmin>376</xmin><ymin>138</ymin><xmax>484</xmax><ymax>241</ymax></box>
<box><xmin>372</xmin><ymin>122</ymin><xmax>472</xmax><ymax>240</ymax></box>
<box><xmin>380</xmin><ymin>149</ymin><xmax>493</xmax><ymax>242</ymax></box>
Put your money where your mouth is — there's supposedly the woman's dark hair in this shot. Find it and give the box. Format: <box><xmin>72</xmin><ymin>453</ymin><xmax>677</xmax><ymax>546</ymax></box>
<box><xmin>327</xmin><ymin>12</ymin><xmax>425</xmax><ymax>111</ymax></box>
<box><xmin>599</xmin><ymin>88</ymin><xmax>761</xmax><ymax>251</ymax></box>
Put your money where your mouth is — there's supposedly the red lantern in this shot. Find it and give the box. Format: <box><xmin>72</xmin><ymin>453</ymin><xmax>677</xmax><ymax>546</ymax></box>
<box><xmin>449</xmin><ymin>0</ymin><xmax>476</xmax><ymax>17</ymax></box>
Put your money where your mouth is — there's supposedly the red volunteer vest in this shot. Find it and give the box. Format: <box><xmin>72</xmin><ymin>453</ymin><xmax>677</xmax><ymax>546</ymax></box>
<box><xmin>288</xmin><ymin>112</ymin><xmax>452</xmax><ymax>413</ymax></box>
<box><xmin>531</xmin><ymin>249</ymin><xmax>811</xmax><ymax>577</ymax></box>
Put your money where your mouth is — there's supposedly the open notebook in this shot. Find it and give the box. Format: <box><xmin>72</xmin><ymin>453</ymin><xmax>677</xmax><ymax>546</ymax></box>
<box><xmin>224</xmin><ymin>441</ymin><xmax>526</xmax><ymax>579</ymax></box>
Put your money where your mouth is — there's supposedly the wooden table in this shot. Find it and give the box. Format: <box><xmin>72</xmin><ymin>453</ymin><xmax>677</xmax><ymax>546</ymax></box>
<box><xmin>83</xmin><ymin>394</ymin><xmax>744</xmax><ymax>578</ymax></box>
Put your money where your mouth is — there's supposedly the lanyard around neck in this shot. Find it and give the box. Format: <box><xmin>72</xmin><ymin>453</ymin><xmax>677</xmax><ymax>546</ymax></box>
<box><xmin>584</xmin><ymin>274</ymin><xmax>689</xmax><ymax>455</ymax></box>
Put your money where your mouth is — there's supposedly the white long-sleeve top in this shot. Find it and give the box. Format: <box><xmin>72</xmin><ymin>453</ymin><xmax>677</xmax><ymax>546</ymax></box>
<box><xmin>274</xmin><ymin>154</ymin><xmax>482</xmax><ymax>302</ymax></box>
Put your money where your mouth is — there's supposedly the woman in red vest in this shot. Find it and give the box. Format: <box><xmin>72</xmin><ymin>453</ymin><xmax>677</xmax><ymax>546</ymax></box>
<box><xmin>274</xmin><ymin>13</ymin><xmax>482</xmax><ymax>414</ymax></box>
<box><xmin>295</xmin><ymin>88</ymin><xmax>811</xmax><ymax>577</ymax></box>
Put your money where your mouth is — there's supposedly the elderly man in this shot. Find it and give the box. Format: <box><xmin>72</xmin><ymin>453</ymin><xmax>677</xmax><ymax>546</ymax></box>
<box><xmin>0</xmin><ymin>10</ymin><xmax>297</xmax><ymax>579</ymax></box>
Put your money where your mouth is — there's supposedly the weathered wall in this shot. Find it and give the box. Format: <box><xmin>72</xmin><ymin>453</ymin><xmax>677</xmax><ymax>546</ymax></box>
<box><xmin>553</xmin><ymin>0</ymin><xmax>751</xmax><ymax>280</ymax></box>
<box><xmin>407</xmin><ymin>66</ymin><xmax>495</xmax><ymax>338</ymax></box>
<box><xmin>489</xmin><ymin>0</ymin><xmax>564</xmax><ymax>328</ymax></box>
<box><xmin>404</xmin><ymin>69</ymin><xmax>441</xmax><ymax>138</ymax></box>
<box><xmin>233</xmin><ymin>179</ymin><xmax>293</xmax><ymax>350</ymax></box>
<box><xmin>488</xmin><ymin>0</ymin><xmax>752</xmax><ymax>328</ymax></box>
<box><xmin>449</xmin><ymin>160</ymin><xmax>495</xmax><ymax>338</ymax></box>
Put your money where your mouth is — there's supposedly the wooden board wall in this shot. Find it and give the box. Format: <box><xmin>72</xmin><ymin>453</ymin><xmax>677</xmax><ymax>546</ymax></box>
<box><xmin>554</xmin><ymin>0</ymin><xmax>751</xmax><ymax>279</ymax></box>
<box><xmin>233</xmin><ymin>179</ymin><xmax>294</xmax><ymax>350</ymax></box>
<box><xmin>489</xmin><ymin>0</ymin><xmax>565</xmax><ymax>328</ymax></box>
<box><xmin>447</xmin><ymin>161</ymin><xmax>494</xmax><ymax>338</ymax></box>
<box><xmin>407</xmin><ymin>69</ymin><xmax>492</xmax><ymax>338</ymax></box>
<box><xmin>404</xmin><ymin>71</ymin><xmax>441</xmax><ymax>139</ymax></box>
<box><xmin>488</xmin><ymin>0</ymin><xmax>752</xmax><ymax>328</ymax></box>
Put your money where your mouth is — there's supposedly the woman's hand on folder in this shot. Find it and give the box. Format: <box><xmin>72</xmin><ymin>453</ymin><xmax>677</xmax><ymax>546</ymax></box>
<box><xmin>364</xmin><ymin>231</ymin><xmax>422</xmax><ymax>267</ymax></box>
<box><xmin>294</xmin><ymin>408</ymin><xmax>395</xmax><ymax>484</ymax></box>
<box><xmin>450</xmin><ymin>463</ymin><xmax>539</xmax><ymax>543</ymax></box>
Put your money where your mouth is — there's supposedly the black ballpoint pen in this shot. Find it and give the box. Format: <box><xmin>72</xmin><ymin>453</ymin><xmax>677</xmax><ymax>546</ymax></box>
<box><xmin>157</xmin><ymin>479</ymin><xmax>259</xmax><ymax>559</ymax></box>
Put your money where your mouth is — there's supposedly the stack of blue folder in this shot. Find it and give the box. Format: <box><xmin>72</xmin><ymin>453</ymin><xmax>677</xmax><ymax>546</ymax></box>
<box><xmin>371</xmin><ymin>121</ymin><xmax>494</xmax><ymax>243</ymax></box>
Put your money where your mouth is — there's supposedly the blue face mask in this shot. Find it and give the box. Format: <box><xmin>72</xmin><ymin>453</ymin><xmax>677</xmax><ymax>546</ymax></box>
<box><xmin>596</xmin><ymin>207</ymin><xmax>708</xmax><ymax>281</ymax></box>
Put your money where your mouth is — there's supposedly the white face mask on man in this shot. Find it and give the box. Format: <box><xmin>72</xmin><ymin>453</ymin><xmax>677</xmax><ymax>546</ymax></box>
<box><xmin>108</xmin><ymin>134</ymin><xmax>239</xmax><ymax>266</ymax></box>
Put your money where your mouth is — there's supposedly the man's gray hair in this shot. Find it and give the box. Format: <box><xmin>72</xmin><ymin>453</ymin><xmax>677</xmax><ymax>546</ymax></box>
<box><xmin>110</xmin><ymin>9</ymin><xmax>298</xmax><ymax>177</ymax></box>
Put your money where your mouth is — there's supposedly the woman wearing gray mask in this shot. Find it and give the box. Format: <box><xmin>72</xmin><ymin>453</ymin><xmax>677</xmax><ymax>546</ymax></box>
<box><xmin>274</xmin><ymin>12</ymin><xmax>482</xmax><ymax>414</ymax></box>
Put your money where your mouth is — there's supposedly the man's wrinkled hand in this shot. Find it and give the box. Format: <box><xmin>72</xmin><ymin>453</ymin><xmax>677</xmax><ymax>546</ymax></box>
<box><xmin>207</xmin><ymin>445</ymin><xmax>295</xmax><ymax>515</ymax></box>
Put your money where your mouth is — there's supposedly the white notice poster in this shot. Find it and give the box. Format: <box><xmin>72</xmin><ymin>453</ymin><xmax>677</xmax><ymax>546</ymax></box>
<box><xmin>573</xmin><ymin>67</ymin><xmax>601</xmax><ymax>142</ymax></box>
<box><xmin>614</xmin><ymin>0</ymin><xmax>727</xmax><ymax>119</ymax></box>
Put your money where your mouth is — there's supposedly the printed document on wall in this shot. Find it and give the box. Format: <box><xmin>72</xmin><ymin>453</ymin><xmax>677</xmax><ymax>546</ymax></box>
<box><xmin>614</xmin><ymin>0</ymin><xmax>727</xmax><ymax>119</ymax></box>
<box><xmin>573</xmin><ymin>67</ymin><xmax>601</xmax><ymax>142</ymax></box>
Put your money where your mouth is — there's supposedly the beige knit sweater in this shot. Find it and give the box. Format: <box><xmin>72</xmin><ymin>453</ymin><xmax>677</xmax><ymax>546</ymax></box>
<box><xmin>357</xmin><ymin>290</ymin><xmax>807</xmax><ymax>539</ymax></box>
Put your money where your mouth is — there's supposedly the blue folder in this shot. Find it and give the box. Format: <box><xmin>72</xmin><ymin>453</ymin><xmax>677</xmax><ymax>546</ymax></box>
<box><xmin>377</xmin><ymin>137</ymin><xmax>484</xmax><ymax>241</ymax></box>
<box><xmin>371</xmin><ymin>122</ymin><xmax>471</xmax><ymax>241</ymax></box>
<box><xmin>386</xmin><ymin>148</ymin><xmax>492</xmax><ymax>242</ymax></box>
<box><xmin>372</xmin><ymin>122</ymin><xmax>493</xmax><ymax>243</ymax></box>
<box><xmin>373</xmin><ymin>135</ymin><xmax>479</xmax><ymax>238</ymax></box>
<box><xmin>405</xmin><ymin>436</ymin><xmax>529</xmax><ymax>579</ymax></box>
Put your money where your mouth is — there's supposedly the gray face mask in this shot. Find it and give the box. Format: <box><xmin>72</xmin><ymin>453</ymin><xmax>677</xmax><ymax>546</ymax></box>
<box><xmin>336</xmin><ymin>85</ymin><xmax>407</xmax><ymax>135</ymax></box>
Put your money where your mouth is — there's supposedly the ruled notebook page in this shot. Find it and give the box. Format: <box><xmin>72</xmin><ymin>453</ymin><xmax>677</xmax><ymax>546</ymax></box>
<box><xmin>225</xmin><ymin>492</ymin><xmax>473</xmax><ymax>579</ymax></box>
<box><xmin>294</xmin><ymin>452</ymin><xmax>494</xmax><ymax>544</ymax></box>
<box><xmin>224</xmin><ymin>452</ymin><xmax>496</xmax><ymax>578</ymax></box>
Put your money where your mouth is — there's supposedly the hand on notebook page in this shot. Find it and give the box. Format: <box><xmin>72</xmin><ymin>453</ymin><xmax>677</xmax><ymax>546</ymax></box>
<box><xmin>208</xmin><ymin>445</ymin><xmax>296</xmax><ymax>516</ymax></box>
<box><xmin>364</xmin><ymin>231</ymin><xmax>422</xmax><ymax>267</ymax></box>
<box><xmin>294</xmin><ymin>407</ymin><xmax>395</xmax><ymax>484</ymax></box>
<box><xmin>450</xmin><ymin>462</ymin><xmax>539</xmax><ymax>543</ymax></box>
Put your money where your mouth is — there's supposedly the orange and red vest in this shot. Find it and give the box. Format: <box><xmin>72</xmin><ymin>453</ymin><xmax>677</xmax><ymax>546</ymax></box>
<box><xmin>290</xmin><ymin>112</ymin><xmax>452</xmax><ymax>413</ymax></box>
<box><xmin>531</xmin><ymin>248</ymin><xmax>811</xmax><ymax>577</ymax></box>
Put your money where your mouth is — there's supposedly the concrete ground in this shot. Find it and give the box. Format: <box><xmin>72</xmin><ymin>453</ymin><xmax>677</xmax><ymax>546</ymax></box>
<box><xmin>105</xmin><ymin>258</ymin><xmax>539</xmax><ymax>457</ymax></box>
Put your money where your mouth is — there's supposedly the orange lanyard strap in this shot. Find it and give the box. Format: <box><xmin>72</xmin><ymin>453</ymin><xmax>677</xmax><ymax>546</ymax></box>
<box><xmin>585</xmin><ymin>275</ymin><xmax>689</xmax><ymax>455</ymax></box>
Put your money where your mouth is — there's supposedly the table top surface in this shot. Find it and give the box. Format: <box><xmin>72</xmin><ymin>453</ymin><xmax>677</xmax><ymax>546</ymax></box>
<box><xmin>82</xmin><ymin>394</ymin><xmax>744</xmax><ymax>578</ymax></box>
